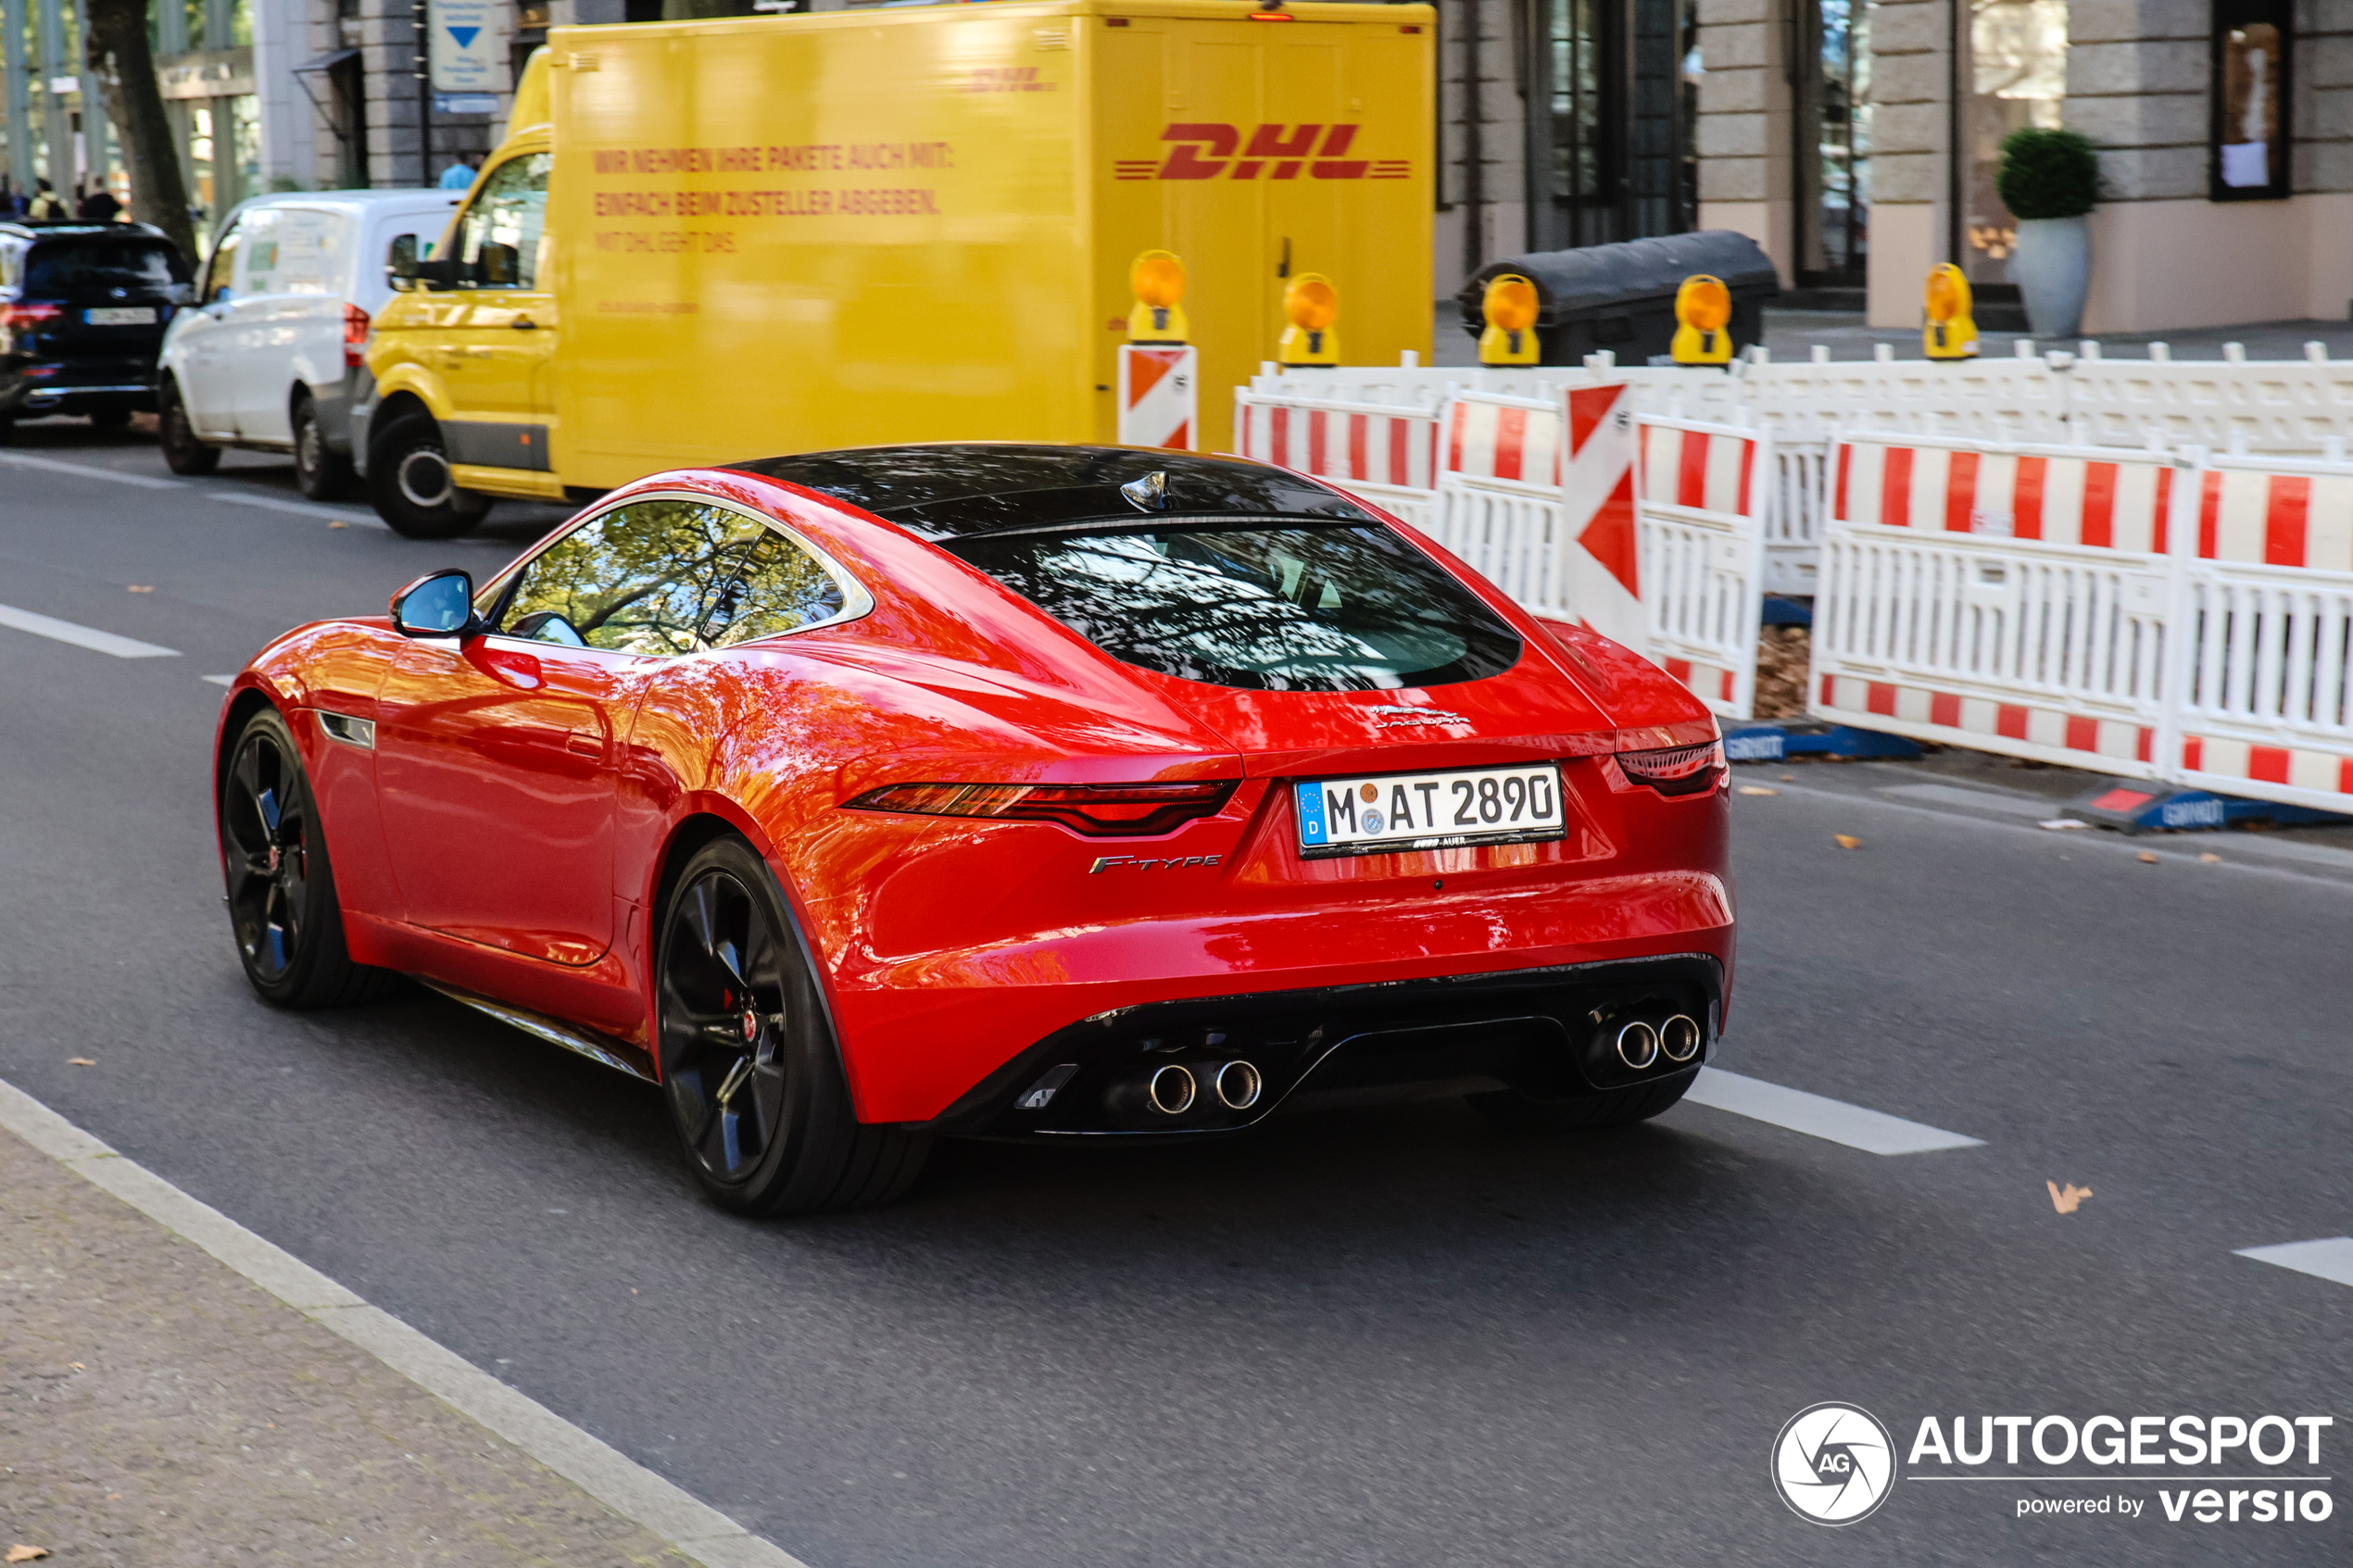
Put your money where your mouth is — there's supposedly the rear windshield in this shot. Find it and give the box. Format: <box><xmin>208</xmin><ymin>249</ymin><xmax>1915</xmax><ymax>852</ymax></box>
<box><xmin>947</xmin><ymin>522</ymin><xmax>1523</xmax><ymax>692</ymax></box>
<box><xmin>25</xmin><ymin>243</ymin><xmax>186</xmax><ymax>294</ymax></box>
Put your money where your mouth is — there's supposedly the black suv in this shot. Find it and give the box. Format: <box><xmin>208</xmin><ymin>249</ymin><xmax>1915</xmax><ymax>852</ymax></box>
<box><xmin>0</xmin><ymin>222</ymin><xmax>192</xmax><ymax>437</ymax></box>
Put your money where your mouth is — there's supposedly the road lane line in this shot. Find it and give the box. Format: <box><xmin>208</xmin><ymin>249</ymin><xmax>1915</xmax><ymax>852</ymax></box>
<box><xmin>1682</xmin><ymin>1066</ymin><xmax>1985</xmax><ymax>1155</ymax></box>
<box><xmin>0</xmin><ymin>601</ymin><xmax>179</xmax><ymax>659</ymax></box>
<box><xmin>0</xmin><ymin>450</ymin><xmax>383</xmax><ymax>527</ymax></box>
<box><xmin>0</xmin><ymin>450</ymin><xmax>182</xmax><ymax>488</ymax></box>
<box><xmin>203</xmin><ymin>673</ymin><xmax>234</xmax><ymax>686</ymax></box>
<box><xmin>207</xmin><ymin>489</ymin><xmax>386</xmax><ymax>527</ymax></box>
<box><xmin>0</xmin><ymin>1077</ymin><xmax>812</xmax><ymax>1568</ymax></box>
<box><xmin>2235</xmin><ymin>1236</ymin><xmax>2353</xmax><ymax>1288</ymax></box>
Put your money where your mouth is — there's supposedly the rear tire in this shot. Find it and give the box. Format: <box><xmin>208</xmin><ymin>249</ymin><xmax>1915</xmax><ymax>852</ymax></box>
<box><xmin>158</xmin><ymin>379</ymin><xmax>220</xmax><ymax>474</ymax></box>
<box><xmin>292</xmin><ymin>393</ymin><xmax>354</xmax><ymax>499</ymax></box>
<box><xmin>220</xmin><ymin>706</ymin><xmax>398</xmax><ymax>1008</ymax></box>
<box><xmin>367</xmin><ymin>408</ymin><xmax>490</xmax><ymax>538</ymax></box>
<box><xmin>656</xmin><ymin>836</ymin><xmax>929</xmax><ymax>1216</ymax></box>
<box><xmin>1466</xmin><ymin>1075</ymin><xmax>1692</xmax><ymax>1133</ymax></box>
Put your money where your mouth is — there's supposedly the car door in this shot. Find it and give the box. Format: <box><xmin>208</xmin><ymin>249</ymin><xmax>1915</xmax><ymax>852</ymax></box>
<box><xmin>437</xmin><ymin>151</ymin><xmax>555</xmax><ymax>470</ymax></box>
<box><xmin>230</xmin><ymin>205</ymin><xmax>350</xmax><ymax>441</ymax></box>
<box><xmin>370</xmin><ymin>495</ymin><xmax>760</xmax><ymax>965</ymax></box>
<box><xmin>172</xmin><ymin>217</ymin><xmax>241</xmax><ymax>436</ymax></box>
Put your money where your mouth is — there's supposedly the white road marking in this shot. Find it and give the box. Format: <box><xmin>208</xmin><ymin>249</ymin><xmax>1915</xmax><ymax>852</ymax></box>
<box><xmin>0</xmin><ymin>601</ymin><xmax>179</xmax><ymax>659</ymax></box>
<box><xmin>202</xmin><ymin>673</ymin><xmax>235</xmax><ymax>686</ymax></box>
<box><xmin>1879</xmin><ymin>782</ymin><xmax>2057</xmax><ymax>819</ymax></box>
<box><xmin>208</xmin><ymin>489</ymin><xmax>386</xmax><ymax>527</ymax></box>
<box><xmin>0</xmin><ymin>450</ymin><xmax>382</xmax><ymax>527</ymax></box>
<box><xmin>1682</xmin><ymin>1067</ymin><xmax>1985</xmax><ymax>1155</ymax></box>
<box><xmin>0</xmin><ymin>450</ymin><xmax>181</xmax><ymax>488</ymax></box>
<box><xmin>2235</xmin><ymin>1236</ymin><xmax>2353</xmax><ymax>1288</ymax></box>
<box><xmin>0</xmin><ymin>1077</ymin><xmax>812</xmax><ymax>1568</ymax></box>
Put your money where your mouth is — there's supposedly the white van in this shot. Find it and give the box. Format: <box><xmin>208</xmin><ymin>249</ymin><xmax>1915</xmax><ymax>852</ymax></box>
<box><xmin>158</xmin><ymin>189</ymin><xmax>462</xmax><ymax>497</ymax></box>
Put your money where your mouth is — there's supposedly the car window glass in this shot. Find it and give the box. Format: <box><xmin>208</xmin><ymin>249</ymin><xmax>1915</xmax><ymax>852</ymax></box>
<box><xmin>947</xmin><ymin>523</ymin><xmax>1524</xmax><ymax>692</ymax></box>
<box><xmin>498</xmin><ymin>499</ymin><xmax>762</xmax><ymax>657</ymax></box>
<box><xmin>241</xmin><ymin>207</ymin><xmax>345</xmax><ymax>295</ymax></box>
<box><xmin>454</xmin><ymin>153</ymin><xmax>551</xmax><ymax>290</ymax></box>
<box><xmin>232</xmin><ymin>207</ymin><xmax>275</xmax><ymax>295</ymax></box>
<box><xmin>700</xmin><ymin>531</ymin><xmax>849</xmax><ymax>648</ymax></box>
<box><xmin>202</xmin><ymin>225</ymin><xmax>241</xmax><ymax>304</ymax></box>
<box><xmin>28</xmin><ymin>242</ymin><xmax>188</xmax><ymax>295</ymax></box>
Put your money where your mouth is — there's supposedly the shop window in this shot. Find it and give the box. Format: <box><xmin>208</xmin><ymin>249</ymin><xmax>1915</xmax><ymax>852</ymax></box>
<box><xmin>1796</xmin><ymin>0</ymin><xmax>1871</xmax><ymax>285</ymax></box>
<box><xmin>2211</xmin><ymin>0</ymin><xmax>2291</xmax><ymax>201</ymax></box>
<box><xmin>1525</xmin><ymin>0</ymin><xmax>1694</xmax><ymax>252</ymax></box>
<box><xmin>1960</xmin><ymin>0</ymin><xmax>2068</xmax><ymax>285</ymax></box>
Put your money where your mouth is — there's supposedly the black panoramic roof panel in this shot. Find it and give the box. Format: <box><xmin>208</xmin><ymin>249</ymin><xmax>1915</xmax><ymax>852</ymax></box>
<box><xmin>723</xmin><ymin>444</ymin><xmax>1377</xmax><ymax>540</ymax></box>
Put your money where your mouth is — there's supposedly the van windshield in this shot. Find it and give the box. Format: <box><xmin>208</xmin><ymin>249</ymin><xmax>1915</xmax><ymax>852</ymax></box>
<box><xmin>25</xmin><ymin>243</ymin><xmax>186</xmax><ymax>294</ymax></box>
<box><xmin>945</xmin><ymin>521</ymin><xmax>1524</xmax><ymax>692</ymax></box>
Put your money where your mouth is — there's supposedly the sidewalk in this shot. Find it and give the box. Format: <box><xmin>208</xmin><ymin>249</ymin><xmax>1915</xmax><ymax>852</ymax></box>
<box><xmin>0</xmin><ymin>1114</ymin><xmax>690</xmax><ymax>1567</ymax></box>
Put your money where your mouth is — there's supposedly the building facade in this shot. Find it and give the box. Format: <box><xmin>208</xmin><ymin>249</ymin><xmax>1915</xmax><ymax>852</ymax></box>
<box><xmin>1695</xmin><ymin>0</ymin><xmax>2353</xmax><ymax>331</ymax></box>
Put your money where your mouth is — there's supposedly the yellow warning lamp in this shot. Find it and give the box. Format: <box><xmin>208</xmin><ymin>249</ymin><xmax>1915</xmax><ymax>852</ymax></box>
<box><xmin>1669</xmin><ymin>273</ymin><xmax>1734</xmax><ymax>365</ymax></box>
<box><xmin>1126</xmin><ymin>249</ymin><xmax>1189</xmax><ymax>345</ymax></box>
<box><xmin>1478</xmin><ymin>273</ymin><xmax>1542</xmax><ymax>365</ymax></box>
<box><xmin>1924</xmin><ymin>263</ymin><xmax>1980</xmax><ymax>360</ymax></box>
<box><xmin>1277</xmin><ymin>272</ymin><xmax>1340</xmax><ymax>367</ymax></box>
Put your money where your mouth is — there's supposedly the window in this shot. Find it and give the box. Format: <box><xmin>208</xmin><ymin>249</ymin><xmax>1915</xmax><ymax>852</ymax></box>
<box><xmin>946</xmin><ymin>523</ymin><xmax>1524</xmax><ymax>692</ymax></box>
<box><xmin>26</xmin><ymin>242</ymin><xmax>190</xmax><ymax>295</ymax></box>
<box><xmin>200</xmin><ymin>224</ymin><xmax>241</xmax><ymax>304</ymax></box>
<box><xmin>1797</xmin><ymin>0</ymin><xmax>1872</xmax><ymax>284</ymax></box>
<box><xmin>2211</xmin><ymin>0</ymin><xmax>2293</xmax><ymax>201</ymax></box>
<box><xmin>233</xmin><ymin>207</ymin><xmax>346</xmax><ymax>296</ymax></box>
<box><xmin>1525</xmin><ymin>0</ymin><xmax>1695</xmax><ymax>251</ymax></box>
<box><xmin>497</xmin><ymin>499</ymin><xmax>850</xmax><ymax>657</ymax></box>
<box><xmin>1961</xmin><ymin>0</ymin><xmax>2069</xmax><ymax>283</ymax></box>
<box><xmin>454</xmin><ymin>152</ymin><xmax>551</xmax><ymax>289</ymax></box>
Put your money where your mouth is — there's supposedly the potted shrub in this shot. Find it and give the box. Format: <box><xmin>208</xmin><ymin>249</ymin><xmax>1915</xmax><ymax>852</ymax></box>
<box><xmin>1996</xmin><ymin>128</ymin><xmax>2104</xmax><ymax>339</ymax></box>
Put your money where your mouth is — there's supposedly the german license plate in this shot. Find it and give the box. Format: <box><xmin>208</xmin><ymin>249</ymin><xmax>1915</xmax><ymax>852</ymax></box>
<box><xmin>1294</xmin><ymin>763</ymin><xmax>1567</xmax><ymax>859</ymax></box>
<box><xmin>84</xmin><ymin>307</ymin><xmax>156</xmax><ymax>326</ymax></box>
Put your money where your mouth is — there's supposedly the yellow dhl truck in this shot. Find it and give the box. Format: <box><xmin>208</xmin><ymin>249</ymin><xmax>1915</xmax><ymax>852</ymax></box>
<box><xmin>352</xmin><ymin>0</ymin><xmax>1434</xmax><ymax>537</ymax></box>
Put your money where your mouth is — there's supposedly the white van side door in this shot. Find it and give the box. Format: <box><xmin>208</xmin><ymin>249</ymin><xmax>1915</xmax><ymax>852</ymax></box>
<box><xmin>226</xmin><ymin>207</ymin><xmax>353</xmax><ymax>444</ymax></box>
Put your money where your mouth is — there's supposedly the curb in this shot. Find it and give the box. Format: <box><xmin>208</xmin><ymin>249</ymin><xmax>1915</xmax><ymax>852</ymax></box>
<box><xmin>0</xmin><ymin>1076</ymin><xmax>810</xmax><ymax>1568</ymax></box>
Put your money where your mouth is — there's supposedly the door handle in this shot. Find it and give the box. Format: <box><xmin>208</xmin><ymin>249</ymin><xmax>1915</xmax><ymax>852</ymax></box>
<box><xmin>564</xmin><ymin>732</ymin><xmax>604</xmax><ymax>759</ymax></box>
<box><xmin>511</xmin><ymin>317</ymin><xmax>538</xmax><ymax>330</ymax></box>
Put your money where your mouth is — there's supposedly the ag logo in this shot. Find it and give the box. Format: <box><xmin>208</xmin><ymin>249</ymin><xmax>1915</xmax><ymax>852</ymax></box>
<box><xmin>1771</xmin><ymin>1403</ymin><xmax>1894</xmax><ymax>1525</ymax></box>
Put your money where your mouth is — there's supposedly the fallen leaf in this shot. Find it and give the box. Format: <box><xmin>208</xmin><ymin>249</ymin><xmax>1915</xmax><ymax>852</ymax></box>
<box><xmin>2200</xmin><ymin>851</ymin><xmax>2222</xmax><ymax>863</ymax></box>
<box><xmin>327</xmin><ymin>520</ymin><xmax>349</xmax><ymax>529</ymax></box>
<box><xmin>69</xmin><ymin>1362</ymin><xmax>83</xmax><ymax>1371</ymax></box>
<box><xmin>8</xmin><ymin>1547</ymin><xmax>51</xmax><ymax>1563</ymax></box>
<box><xmin>2047</xmin><ymin>1180</ymin><xmax>2094</xmax><ymax>1214</ymax></box>
<box><xmin>1834</xmin><ymin>834</ymin><xmax>1862</xmax><ymax>849</ymax></box>
<box><xmin>2138</xmin><ymin>850</ymin><xmax>2160</xmax><ymax>864</ymax></box>
<box><xmin>67</xmin><ymin>1058</ymin><xmax>95</xmax><ymax>1066</ymax></box>
<box><xmin>1738</xmin><ymin>785</ymin><xmax>1778</xmax><ymax>797</ymax></box>
<box><xmin>126</xmin><ymin>583</ymin><xmax>154</xmax><ymax>594</ymax></box>
<box><xmin>1780</xmin><ymin>773</ymin><xmax>1795</xmax><ymax>783</ymax></box>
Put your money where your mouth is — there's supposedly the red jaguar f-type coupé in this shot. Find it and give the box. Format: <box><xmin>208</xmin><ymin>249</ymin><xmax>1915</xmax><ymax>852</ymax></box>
<box><xmin>216</xmin><ymin>445</ymin><xmax>1733</xmax><ymax>1214</ymax></box>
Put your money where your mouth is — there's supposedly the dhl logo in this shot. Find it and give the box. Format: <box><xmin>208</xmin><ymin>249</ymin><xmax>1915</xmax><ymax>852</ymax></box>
<box><xmin>1114</xmin><ymin>124</ymin><xmax>1411</xmax><ymax>182</ymax></box>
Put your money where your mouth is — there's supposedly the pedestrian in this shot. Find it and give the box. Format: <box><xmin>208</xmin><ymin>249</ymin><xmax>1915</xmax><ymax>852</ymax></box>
<box><xmin>77</xmin><ymin>183</ymin><xmax>122</xmax><ymax>222</ymax></box>
<box><xmin>437</xmin><ymin>153</ymin><xmax>480</xmax><ymax>191</ymax></box>
<box><xmin>26</xmin><ymin>178</ymin><xmax>69</xmax><ymax>222</ymax></box>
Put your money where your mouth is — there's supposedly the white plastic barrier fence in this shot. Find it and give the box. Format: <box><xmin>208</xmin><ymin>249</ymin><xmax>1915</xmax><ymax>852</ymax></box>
<box><xmin>1810</xmin><ymin>432</ymin><xmax>2184</xmax><ymax>776</ymax></box>
<box><xmin>2067</xmin><ymin>349</ymin><xmax>2353</xmax><ymax>456</ymax></box>
<box><xmin>1636</xmin><ymin>415</ymin><xmax>1771</xmax><ymax>717</ymax></box>
<box><xmin>1231</xmin><ymin>389</ymin><xmax>1441</xmax><ymax>532</ymax></box>
<box><xmin>2170</xmin><ymin>455</ymin><xmax>2353</xmax><ymax>809</ymax></box>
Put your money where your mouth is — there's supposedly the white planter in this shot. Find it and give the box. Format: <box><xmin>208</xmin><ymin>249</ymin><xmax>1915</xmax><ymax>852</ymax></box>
<box><xmin>2008</xmin><ymin>216</ymin><xmax>2092</xmax><ymax>340</ymax></box>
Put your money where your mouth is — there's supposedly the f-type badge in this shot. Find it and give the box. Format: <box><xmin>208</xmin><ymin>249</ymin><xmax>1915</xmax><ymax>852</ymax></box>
<box><xmin>1365</xmin><ymin>705</ymin><xmax>1472</xmax><ymax>729</ymax></box>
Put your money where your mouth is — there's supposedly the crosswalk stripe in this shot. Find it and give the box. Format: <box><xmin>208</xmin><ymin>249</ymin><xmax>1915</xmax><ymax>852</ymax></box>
<box><xmin>1681</xmin><ymin>1067</ymin><xmax>1985</xmax><ymax>1155</ymax></box>
<box><xmin>2235</xmin><ymin>1237</ymin><xmax>2353</xmax><ymax>1288</ymax></box>
<box><xmin>0</xmin><ymin>602</ymin><xmax>180</xmax><ymax>659</ymax></box>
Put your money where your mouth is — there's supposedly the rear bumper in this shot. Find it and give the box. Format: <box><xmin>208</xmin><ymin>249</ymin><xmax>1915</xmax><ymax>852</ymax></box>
<box><xmin>4</xmin><ymin>357</ymin><xmax>158</xmax><ymax>414</ymax></box>
<box><xmin>916</xmin><ymin>952</ymin><xmax>1724</xmax><ymax>1139</ymax></box>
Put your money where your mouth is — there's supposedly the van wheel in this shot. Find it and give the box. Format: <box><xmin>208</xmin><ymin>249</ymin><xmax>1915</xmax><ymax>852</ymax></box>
<box><xmin>368</xmin><ymin>409</ymin><xmax>490</xmax><ymax>538</ymax></box>
<box><xmin>158</xmin><ymin>380</ymin><xmax>220</xmax><ymax>475</ymax></box>
<box><xmin>292</xmin><ymin>394</ymin><xmax>354</xmax><ymax>500</ymax></box>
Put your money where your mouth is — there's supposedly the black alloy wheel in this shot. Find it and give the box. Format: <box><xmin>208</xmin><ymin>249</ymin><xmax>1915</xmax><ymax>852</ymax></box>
<box><xmin>158</xmin><ymin>378</ymin><xmax>220</xmax><ymax>474</ymax></box>
<box><xmin>220</xmin><ymin>708</ymin><xmax>393</xmax><ymax>1008</ymax></box>
<box><xmin>293</xmin><ymin>393</ymin><xmax>354</xmax><ymax>499</ymax></box>
<box><xmin>367</xmin><ymin>408</ymin><xmax>490</xmax><ymax>539</ymax></box>
<box><xmin>656</xmin><ymin>836</ymin><xmax>929</xmax><ymax>1215</ymax></box>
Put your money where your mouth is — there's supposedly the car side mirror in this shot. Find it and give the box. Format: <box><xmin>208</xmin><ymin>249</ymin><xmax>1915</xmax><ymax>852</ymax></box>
<box><xmin>385</xmin><ymin>232</ymin><xmax>417</xmax><ymax>286</ymax></box>
<box><xmin>478</xmin><ymin>240</ymin><xmax>519</xmax><ymax>287</ymax></box>
<box><xmin>391</xmin><ymin>570</ymin><xmax>483</xmax><ymax>638</ymax></box>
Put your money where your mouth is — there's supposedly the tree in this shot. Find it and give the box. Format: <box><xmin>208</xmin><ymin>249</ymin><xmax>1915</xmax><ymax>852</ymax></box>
<box><xmin>84</xmin><ymin>0</ymin><xmax>198</xmax><ymax>265</ymax></box>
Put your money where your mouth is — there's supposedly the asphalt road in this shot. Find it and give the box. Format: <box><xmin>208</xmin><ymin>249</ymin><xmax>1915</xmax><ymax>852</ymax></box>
<box><xmin>2</xmin><ymin>417</ymin><xmax>2347</xmax><ymax>1566</ymax></box>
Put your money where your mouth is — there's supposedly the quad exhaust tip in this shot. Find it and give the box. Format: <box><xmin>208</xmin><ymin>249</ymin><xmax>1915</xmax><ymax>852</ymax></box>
<box><xmin>1616</xmin><ymin>1020</ymin><xmax>1660</xmax><ymax>1070</ymax></box>
<box><xmin>1660</xmin><ymin>1014</ymin><xmax>1702</xmax><ymax>1063</ymax></box>
<box><xmin>1213</xmin><ymin>1060</ymin><xmax>1264</xmax><ymax>1110</ymax></box>
<box><xmin>1147</xmin><ymin>1063</ymin><xmax>1198</xmax><ymax>1115</ymax></box>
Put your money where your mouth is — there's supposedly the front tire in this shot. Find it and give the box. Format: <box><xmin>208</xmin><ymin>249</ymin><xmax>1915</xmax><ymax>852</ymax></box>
<box><xmin>158</xmin><ymin>379</ymin><xmax>219</xmax><ymax>474</ymax></box>
<box><xmin>220</xmin><ymin>707</ymin><xmax>396</xmax><ymax>1008</ymax></box>
<box><xmin>1466</xmin><ymin>1075</ymin><xmax>1692</xmax><ymax>1133</ymax></box>
<box><xmin>367</xmin><ymin>408</ymin><xmax>490</xmax><ymax>538</ymax></box>
<box><xmin>292</xmin><ymin>393</ymin><xmax>355</xmax><ymax>499</ymax></box>
<box><xmin>656</xmin><ymin>837</ymin><xmax>929</xmax><ymax>1216</ymax></box>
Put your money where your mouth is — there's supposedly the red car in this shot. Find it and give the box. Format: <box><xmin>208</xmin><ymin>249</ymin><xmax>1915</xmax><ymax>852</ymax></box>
<box><xmin>216</xmin><ymin>445</ymin><xmax>1732</xmax><ymax>1214</ymax></box>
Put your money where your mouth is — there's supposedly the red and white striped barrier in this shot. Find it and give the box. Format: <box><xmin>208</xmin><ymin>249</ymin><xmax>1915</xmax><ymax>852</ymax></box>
<box><xmin>1639</xmin><ymin>416</ymin><xmax>1769</xmax><ymax>715</ymax></box>
<box><xmin>1811</xmin><ymin>433</ymin><xmax>2186</xmax><ymax>775</ymax></box>
<box><xmin>2171</xmin><ymin>455</ymin><xmax>2353</xmax><ymax>810</ymax></box>
<box><xmin>1232</xmin><ymin>389</ymin><xmax>1439</xmax><ymax>529</ymax></box>
<box><xmin>1117</xmin><ymin>345</ymin><xmax>1198</xmax><ymax>450</ymax></box>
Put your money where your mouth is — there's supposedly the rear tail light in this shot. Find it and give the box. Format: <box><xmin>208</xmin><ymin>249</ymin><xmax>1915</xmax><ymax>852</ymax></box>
<box><xmin>344</xmin><ymin>303</ymin><xmax>371</xmax><ymax>369</ymax></box>
<box><xmin>1</xmin><ymin>302</ymin><xmax>63</xmax><ymax>329</ymax></box>
<box><xmin>1616</xmin><ymin>740</ymin><xmax>1724</xmax><ymax>797</ymax></box>
<box><xmin>846</xmin><ymin>779</ymin><xmax>1238</xmax><ymax>837</ymax></box>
